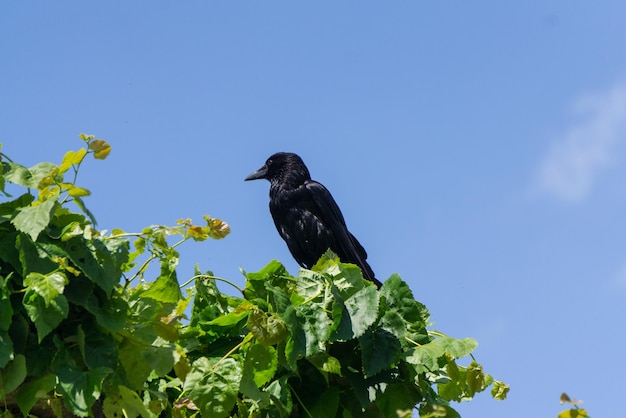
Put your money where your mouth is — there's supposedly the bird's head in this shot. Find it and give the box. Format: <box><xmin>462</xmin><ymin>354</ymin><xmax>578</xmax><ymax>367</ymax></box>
<box><xmin>245</xmin><ymin>152</ymin><xmax>311</xmax><ymax>187</ymax></box>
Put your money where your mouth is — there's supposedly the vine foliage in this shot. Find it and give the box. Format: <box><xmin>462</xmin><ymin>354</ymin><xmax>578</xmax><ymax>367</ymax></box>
<box><xmin>0</xmin><ymin>136</ymin><xmax>507</xmax><ymax>417</ymax></box>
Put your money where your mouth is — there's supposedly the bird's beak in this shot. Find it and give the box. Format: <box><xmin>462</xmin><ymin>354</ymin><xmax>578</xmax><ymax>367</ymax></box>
<box><xmin>244</xmin><ymin>165</ymin><xmax>268</xmax><ymax>181</ymax></box>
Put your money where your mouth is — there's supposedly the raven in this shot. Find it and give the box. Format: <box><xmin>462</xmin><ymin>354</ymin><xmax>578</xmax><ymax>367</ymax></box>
<box><xmin>245</xmin><ymin>152</ymin><xmax>382</xmax><ymax>288</ymax></box>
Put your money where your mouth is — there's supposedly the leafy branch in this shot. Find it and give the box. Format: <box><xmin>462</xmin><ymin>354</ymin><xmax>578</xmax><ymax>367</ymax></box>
<box><xmin>0</xmin><ymin>135</ymin><xmax>508</xmax><ymax>417</ymax></box>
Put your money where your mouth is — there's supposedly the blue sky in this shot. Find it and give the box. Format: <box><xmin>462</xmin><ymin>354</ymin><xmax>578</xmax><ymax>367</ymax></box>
<box><xmin>2</xmin><ymin>2</ymin><xmax>626</xmax><ymax>416</ymax></box>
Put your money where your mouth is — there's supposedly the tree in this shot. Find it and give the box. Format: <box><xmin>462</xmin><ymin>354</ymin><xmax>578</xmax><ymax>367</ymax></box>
<box><xmin>0</xmin><ymin>135</ymin><xmax>507</xmax><ymax>417</ymax></box>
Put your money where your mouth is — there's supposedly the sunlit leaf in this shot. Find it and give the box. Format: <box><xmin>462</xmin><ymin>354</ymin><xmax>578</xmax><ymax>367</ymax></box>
<box><xmin>65</xmin><ymin>184</ymin><xmax>91</xmax><ymax>197</ymax></box>
<box><xmin>184</xmin><ymin>357</ymin><xmax>242</xmax><ymax>418</ymax></box>
<box><xmin>79</xmin><ymin>133</ymin><xmax>95</xmax><ymax>142</ymax></box>
<box><xmin>558</xmin><ymin>409</ymin><xmax>589</xmax><ymax>418</ymax></box>
<box><xmin>466</xmin><ymin>360</ymin><xmax>485</xmax><ymax>397</ymax></box>
<box><xmin>247</xmin><ymin>309</ymin><xmax>288</xmax><ymax>347</ymax></box>
<box><xmin>11</xmin><ymin>196</ymin><xmax>58</xmax><ymax>241</ymax></box>
<box><xmin>142</xmin><ymin>268</ymin><xmax>181</xmax><ymax>304</ymax></box>
<box><xmin>102</xmin><ymin>385</ymin><xmax>152</xmax><ymax>418</ymax></box>
<box><xmin>88</xmin><ymin>139</ymin><xmax>111</xmax><ymax>160</ymax></box>
<box><xmin>297</xmin><ymin>303</ymin><xmax>331</xmax><ymax>356</ymax></box>
<box><xmin>24</xmin><ymin>271</ymin><xmax>68</xmax><ymax>306</ymax></box>
<box><xmin>344</xmin><ymin>285</ymin><xmax>379</xmax><ymax>338</ymax></box>
<box><xmin>307</xmin><ymin>352</ymin><xmax>342</xmax><ymax>376</ymax></box>
<box><xmin>204</xmin><ymin>215</ymin><xmax>231</xmax><ymax>239</ymax></box>
<box><xmin>491</xmin><ymin>381</ymin><xmax>510</xmax><ymax>400</ymax></box>
<box><xmin>187</xmin><ymin>225</ymin><xmax>209</xmax><ymax>241</ymax></box>
<box><xmin>59</xmin><ymin>148</ymin><xmax>87</xmax><ymax>174</ymax></box>
<box><xmin>243</xmin><ymin>343</ymin><xmax>278</xmax><ymax>387</ymax></box>
<box><xmin>4</xmin><ymin>161</ymin><xmax>58</xmax><ymax>189</ymax></box>
<box><xmin>56</xmin><ymin>365</ymin><xmax>111</xmax><ymax>416</ymax></box>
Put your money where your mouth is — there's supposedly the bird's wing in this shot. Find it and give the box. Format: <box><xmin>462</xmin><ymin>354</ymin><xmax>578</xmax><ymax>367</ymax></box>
<box><xmin>304</xmin><ymin>180</ymin><xmax>373</xmax><ymax>276</ymax></box>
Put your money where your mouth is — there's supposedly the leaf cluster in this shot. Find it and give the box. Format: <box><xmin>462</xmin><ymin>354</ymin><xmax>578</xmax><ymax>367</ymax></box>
<box><xmin>176</xmin><ymin>253</ymin><xmax>506</xmax><ymax>418</ymax></box>
<box><xmin>0</xmin><ymin>137</ymin><xmax>507</xmax><ymax>417</ymax></box>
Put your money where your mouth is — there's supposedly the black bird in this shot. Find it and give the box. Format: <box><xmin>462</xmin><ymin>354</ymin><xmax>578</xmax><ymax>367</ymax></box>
<box><xmin>245</xmin><ymin>152</ymin><xmax>382</xmax><ymax>288</ymax></box>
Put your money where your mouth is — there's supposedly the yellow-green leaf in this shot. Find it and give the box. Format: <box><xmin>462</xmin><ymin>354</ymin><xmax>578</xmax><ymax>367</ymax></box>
<box><xmin>66</xmin><ymin>185</ymin><xmax>91</xmax><ymax>197</ymax></box>
<box><xmin>88</xmin><ymin>139</ymin><xmax>111</xmax><ymax>160</ymax></box>
<box><xmin>187</xmin><ymin>225</ymin><xmax>209</xmax><ymax>241</ymax></box>
<box><xmin>490</xmin><ymin>381</ymin><xmax>510</xmax><ymax>400</ymax></box>
<box><xmin>204</xmin><ymin>216</ymin><xmax>231</xmax><ymax>239</ymax></box>
<box><xmin>59</xmin><ymin>148</ymin><xmax>87</xmax><ymax>174</ymax></box>
<box><xmin>558</xmin><ymin>408</ymin><xmax>588</xmax><ymax>418</ymax></box>
<box><xmin>79</xmin><ymin>133</ymin><xmax>95</xmax><ymax>142</ymax></box>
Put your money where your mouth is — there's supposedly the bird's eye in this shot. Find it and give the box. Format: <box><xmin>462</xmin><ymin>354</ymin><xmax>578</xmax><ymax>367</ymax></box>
<box><xmin>267</xmin><ymin>159</ymin><xmax>273</xmax><ymax>166</ymax></box>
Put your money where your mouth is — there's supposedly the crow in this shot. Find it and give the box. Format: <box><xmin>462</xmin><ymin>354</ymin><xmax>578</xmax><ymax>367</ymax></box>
<box><xmin>245</xmin><ymin>152</ymin><xmax>382</xmax><ymax>288</ymax></box>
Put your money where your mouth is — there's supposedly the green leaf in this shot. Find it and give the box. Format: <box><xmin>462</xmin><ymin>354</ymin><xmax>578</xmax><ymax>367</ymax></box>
<box><xmin>15</xmin><ymin>374</ymin><xmax>56</xmax><ymax>416</ymax></box>
<box><xmin>245</xmin><ymin>259</ymin><xmax>288</xmax><ymax>282</ymax></box>
<box><xmin>71</xmin><ymin>196</ymin><xmax>97</xmax><ymax>225</ymax></box>
<box><xmin>466</xmin><ymin>360</ymin><xmax>485</xmax><ymax>397</ymax></box>
<box><xmin>344</xmin><ymin>285</ymin><xmax>379</xmax><ymax>338</ymax></box>
<box><xmin>296</xmin><ymin>269</ymin><xmax>325</xmax><ymax>301</ymax></box>
<box><xmin>379</xmin><ymin>310</ymin><xmax>406</xmax><ymax>341</ymax></box>
<box><xmin>77</xmin><ymin>324</ymin><xmax>119</xmax><ymax>369</ymax></box>
<box><xmin>244</xmin><ymin>260</ymin><xmax>290</xmax><ymax>303</ymax></box>
<box><xmin>265</xmin><ymin>375</ymin><xmax>293</xmax><ymax>415</ymax></box>
<box><xmin>247</xmin><ymin>309</ymin><xmax>289</xmax><ymax>347</ymax></box>
<box><xmin>0</xmin><ymin>354</ymin><xmax>26</xmax><ymax>396</ymax></box>
<box><xmin>381</xmin><ymin>273</ymin><xmax>428</xmax><ymax>324</ymax></box>
<box><xmin>3</xmin><ymin>161</ymin><xmax>58</xmax><ymax>189</ymax></box>
<box><xmin>283</xmin><ymin>307</ymin><xmax>306</xmax><ymax>370</ymax></box>
<box><xmin>208</xmin><ymin>300</ymin><xmax>254</xmax><ymax>327</ymax></box>
<box><xmin>0</xmin><ymin>331</ymin><xmax>14</xmax><ymax>368</ymax></box>
<box><xmin>0</xmin><ymin>193</ymin><xmax>33</xmax><ymax>224</ymax></box>
<box><xmin>184</xmin><ymin>357</ymin><xmax>242</xmax><ymax>418</ymax></box>
<box><xmin>491</xmin><ymin>380</ymin><xmax>510</xmax><ymax>400</ymax></box>
<box><xmin>11</xmin><ymin>196</ymin><xmax>58</xmax><ymax>241</ymax></box>
<box><xmin>64</xmin><ymin>281</ymin><xmax>127</xmax><ymax>332</ymax></box>
<box><xmin>375</xmin><ymin>382</ymin><xmax>422</xmax><ymax>418</ymax></box>
<box><xmin>297</xmin><ymin>303</ymin><xmax>331</xmax><ymax>356</ymax></box>
<box><xmin>434</xmin><ymin>336</ymin><xmax>478</xmax><ymax>359</ymax></box>
<box><xmin>307</xmin><ymin>352</ymin><xmax>342</xmax><ymax>376</ymax></box>
<box><xmin>405</xmin><ymin>336</ymin><xmax>477</xmax><ymax>374</ymax></box>
<box><xmin>142</xmin><ymin>343</ymin><xmax>177</xmax><ymax>376</ymax></box>
<box><xmin>403</xmin><ymin>343</ymin><xmax>442</xmax><ymax>373</ymax></box>
<box><xmin>24</xmin><ymin>271</ymin><xmax>68</xmax><ymax>306</ymax></box>
<box><xmin>142</xmin><ymin>267</ymin><xmax>181</xmax><ymax>304</ymax></box>
<box><xmin>22</xmin><ymin>290</ymin><xmax>69</xmax><ymax>342</ymax></box>
<box><xmin>102</xmin><ymin>385</ymin><xmax>152</xmax><ymax>418</ymax></box>
<box><xmin>16</xmin><ymin>233</ymin><xmax>58</xmax><ymax>278</ymax></box>
<box><xmin>64</xmin><ymin>235</ymin><xmax>129</xmax><ymax>296</ymax></box>
<box><xmin>119</xmin><ymin>339</ymin><xmax>154</xmax><ymax>390</ymax></box>
<box><xmin>0</xmin><ymin>277</ymin><xmax>13</xmax><ymax>332</ymax></box>
<box><xmin>359</xmin><ymin>326</ymin><xmax>401</xmax><ymax>377</ymax></box>
<box><xmin>444</xmin><ymin>364</ymin><xmax>464</xmax><ymax>401</ymax></box>
<box><xmin>56</xmin><ymin>366</ymin><xmax>111</xmax><ymax>417</ymax></box>
<box><xmin>243</xmin><ymin>343</ymin><xmax>278</xmax><ymax>387</ymax></box>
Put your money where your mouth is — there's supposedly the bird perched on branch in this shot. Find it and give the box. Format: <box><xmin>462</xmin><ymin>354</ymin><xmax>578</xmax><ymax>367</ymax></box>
<box><xmin>245</xmin><ymin>152</ymin><xmax>382</xmax><ymax>288</ymax></box>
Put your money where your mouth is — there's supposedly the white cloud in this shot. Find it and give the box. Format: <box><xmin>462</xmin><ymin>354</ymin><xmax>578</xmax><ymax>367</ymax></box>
<box><xmin>535</xmin><ymin>82</ymin><xmax>626</xmax><ymax>201</ymax></box>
